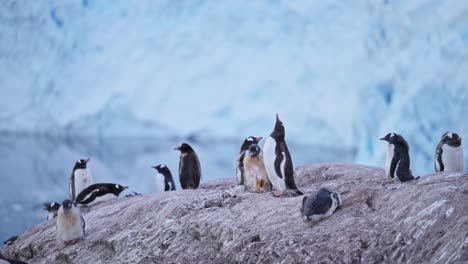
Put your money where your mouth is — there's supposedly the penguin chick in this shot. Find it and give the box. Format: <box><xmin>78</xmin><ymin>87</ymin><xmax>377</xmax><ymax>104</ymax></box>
<box><xmin>43</xmin><ymin>202</ymin><xmax>61</xmax><ymax>220</ymax></box>
<box><xmin>3</xmin><ymin>236</ymin><xmax>18</xmax><ymax>246</ymax></box>
<box><xmin>69</xmin><ymin>159</ymin><xmax>93</xmax><ymax>202</ymax></box>
<box><xmin>242</xmin><ymin>144</ymin><xmax>272</xmax><ymax>193</ymax></box>
<box><xmin>56</xmin><ymin>199</ymin><xmax>85</xmax><ymax>244</ymax></box>
<box><xmin>300</xmin><ymin>189</ymin><xmax>341</xmax><ymax>223</ymax></box>
<box><xmin>175</xmin><ymin>143</ymin><xmax>202</xmax><ymax>189</ymax></box>
<box><xmin>236</xmin><ymin>136</ymin><xmax>263</xmax><ymax>186</ymax></box>
<box><xmin>75</xmin><ymin>183</ymin><xmax>128</xmax><ymax>206</ymax></box>
<box><xmin>152</xmin><ymin>164</ymin><xmax>176</xmax><ymax>192</ymax></box>
<box><xmin>380</xmin><ymin>133</ymin><xmax>419</xmax><ymax>183</ymax></box>
<box><xmin>435</xmin><ymin>131</ymin><xmax>464</xmax><ymax>173</ymax></box>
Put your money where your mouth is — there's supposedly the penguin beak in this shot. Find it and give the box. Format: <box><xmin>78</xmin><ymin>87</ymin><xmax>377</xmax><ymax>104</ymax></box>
<box><xmin>256</xmin><ymin>137</ymin><xmax>263</xmax><ymax>143</ymax></box>
<box><xmin>151</xmin><ymin>166</ymin><xmax>157</xmax><ymax>169</ymax></box>
<box><xmin>276</xmin><ymin>113</ymin><xmax>281</xmax><ymax>122</ymax></box>
<box><xmin>84</xmin><ymin>159</ymin><xmax>90</xmax><ymax>164</ymax></box>
<box><xmin>42</xmin><ymin>207</ymin><xmax>48</xmax><ymax>211</ymax></box>
<box><xmin>379</xmin><ymin>137</ymin><xmax>385</xmax><ymax>141</ymax></box>
<box><xmin>174</xmin><ymin>146</ymin><xmax>180</xmax><ymax>151</ymax></box>
<box><xmin>122</xmin><ymin>186</ymin><xmax>128</xmax><ymax>190</ymax></box>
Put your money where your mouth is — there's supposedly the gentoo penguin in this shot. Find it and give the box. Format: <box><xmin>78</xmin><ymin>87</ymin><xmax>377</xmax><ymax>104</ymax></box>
<box><xmin>56</xmin><ymin>199</ymin><xmax>85</xmax><ymax>244</ymax></box>
<box><xmin>69</xmin><ymin>159</ymin><xmax>93</xmax><ymax>202</ymax></box>
<box><xmin>152</xmin><ymin>164</ymin><xmax>176</xmax><ymax>192</ymax></box>
<box><xmin>43</xmin><ymin>202</ymin><xmax>61</xmax><ymax>220</ymax></box>
<box><xmin>236</xmin><ymin>136</ymin><xmax>263</xmax><ymax>186</ymax></box>
<box><xmin>175</xmin><ymin>143</ymin><xmax>202</xmax><ymax>189</ymax></box>
<box><xmin>380</xmin><ymin>133</ymin><xmax>418</xmax><ymax>182</ymax></box>
<box><xmin>242</xmin><ymin>144</ymin><xmax>272</xmax><ymax>193</ymax></box>
<box><xmin>3</xmin><ymin>236</ymin><xmax>18</xmax><ymax>246</ymax></box>
<box><xmin>435</xmin><ymin>131</ymin><xmax>464</xmax><ymax>173</ymax></box>
<box><xmin>263</xmin><ymin>114</ymin><xmax>303</xmax><ymax>197</ymax></box>
<box><xmin>75</xmin><ymin>183</ymin><xmax>128</xmax><ymax>206</ymax></box>
<box><xmin>300</xmin><ymin>188</ymin><xmax>341</xmax><ymax>222</ymax></box>
<box><xmin>0</xmin><ymin>254</ymin><xmax>28</xmax><ymax>264</ymax></box>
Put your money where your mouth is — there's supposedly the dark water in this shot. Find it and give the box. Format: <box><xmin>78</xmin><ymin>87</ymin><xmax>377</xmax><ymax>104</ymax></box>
<box><xmin>0</xmin><ymin>134</ymin><xmax>354</xmax><ymax>244</ymax></box>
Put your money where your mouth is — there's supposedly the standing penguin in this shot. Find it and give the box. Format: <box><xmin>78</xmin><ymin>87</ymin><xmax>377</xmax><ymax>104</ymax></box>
<box><xmin>243</xmin><ymin>144</ymin><xmax>272</xmax><ymax>193</ymax></box>
<box><xmin>43</xmin><ymin>202</ymin><xmax>61</xmax><ymax>220</ymax></box>
<box><xmin>236</xmin><ymin>136</ymin><xmax>263</xmax><ymax>186</ymax></box>
<box><xmin>56</xmin><ymin>199</ymin><xmax>85</xmax><ymax>244</ymax></box>
<box><xmin>263</xmin><ymin>114</ymin><xmax>303</xmax><ymax>197</ymax></box>
<box><xmin>152</xmin><ymin>164</ymin><xmax>177</xmax><ymax>192</ymax></box>
<box><xmin>69</xmin><ymin>159</ymin><xmax>93</xmax><ymax>202</ymax></box>
<box><xmin>175</xmin><ymin>143</ymin><xmax>201</xmax><ymax>189</ymax></box>
<box><xmin>75</xmin><ymin>183</ymin><xmax>128</xmax><ymax>206</ymax></box>
<box><xmin>435</xmin><ymin>131</ymin><xmax>464</xmax><ymax>173</ymax></box>
<box><xmin>380</xmin><ymin>133</ymin><xmax>418</xmax><ymax>182</ymax></box>
<box><xmin>300</xmin><ymin>188</ymin><xmax>341</xmax><ymax>222</ymax></box>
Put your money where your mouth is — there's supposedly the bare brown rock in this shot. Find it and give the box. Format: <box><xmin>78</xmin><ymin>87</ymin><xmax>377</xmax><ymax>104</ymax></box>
<box><xmin>1</xmin><ymin>164</ymin><xmax>467</xmax><ymax>264</ymax></box>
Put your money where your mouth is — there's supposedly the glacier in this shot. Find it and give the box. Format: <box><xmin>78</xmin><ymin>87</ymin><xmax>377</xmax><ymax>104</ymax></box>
<box><xmin>1</xmin><ymin>0</ymin><xmax>468</xmax><ymax>243</ymax></box>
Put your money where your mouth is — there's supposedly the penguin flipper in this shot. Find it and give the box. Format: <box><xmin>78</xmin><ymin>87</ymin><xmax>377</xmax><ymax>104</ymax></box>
<box><xmin>238</xmin><ymin>152</ymin><xmax>246</xmax><ymax>185</ymax></box>
<box><xmin>389</xmin><ymin>153</ymin><xmax>399</xmax><ymax>179</ymax></box>
<box><xmin>435</xmin><ymin>143</ymin><xmax>444</xmax><ymax>172</ymax></box>
<box><xmin>81</xmin><ymin>216</ymin><xmax>86</xmax><ymax>235</ymax></box>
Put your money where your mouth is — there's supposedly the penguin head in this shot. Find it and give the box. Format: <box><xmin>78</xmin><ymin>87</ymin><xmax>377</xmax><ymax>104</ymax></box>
<box><xmin>240</xmin><ymin>136</ymin><xmax>263</xmax><ymax>152</ymax></box>
<box><xmin>111</xmin><ymin>184</ymin><xmax>128</xmax><ymax>196</ymax></box>
<box><xmin>270</xmin><ymin>113</ymin><xmax>285</xmax><ymax>140</ymax></box>
<box><xmin>247</xmin><ymin>144</ymin><xmax>262</xmax><ymax>157</ymax></box>
<box><xmin>380</xmin><ymin>133</ymin><xmax>409</xmax><ymax>149</ymax></box>
<box><xmin>61</xmin><ymin>199</ymin><xmax>74</xmax><ymax>212</ymax></box>
<box><xmin>441</xmin><ymin>131</ymin><xmax>462</xmax><ymax>147</ymax></box>
<box><xmin>174</xmin><ymin>143</ymin><xmax>194</xmax><ymax>153</ymax></box>
<box><xmin>152</xmin><ymin>164</ymin><xmax>172</xmax><ymax>177</ymax></box>
<box><xmin>74</xmin><ymin>159</ymin><xmax>90</xmax><ymax>169</ymax></box>
<box><xmin>331</xmin><ymin>191</ymin><xmax>342</xmax><ymax>207</ymax></box>
<box><xmin>43</xmin><ymin>202</ymin><xmax>61</xmax><ymax>212</ymax></box>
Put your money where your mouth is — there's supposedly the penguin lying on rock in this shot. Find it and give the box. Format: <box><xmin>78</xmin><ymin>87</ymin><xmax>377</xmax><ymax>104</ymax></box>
<box><xmin>300</xmin><ymin>188</ymin><xmax>341</xmax><ymax>223</ymax></box>
<box><xmin>75</xmin><ymin>183</ymin><xmax>128</xmax><ymax>206</ymax></box>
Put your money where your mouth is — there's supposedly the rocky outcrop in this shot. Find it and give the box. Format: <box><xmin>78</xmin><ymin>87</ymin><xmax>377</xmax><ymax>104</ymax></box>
<box><xmin>1</xmin><ymin>164</ymin><xmax>467</xmax><ymax>264</ymax></box>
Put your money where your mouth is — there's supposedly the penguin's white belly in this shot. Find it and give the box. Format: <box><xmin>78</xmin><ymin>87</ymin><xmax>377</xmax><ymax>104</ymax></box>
<box><xmin>48</xmin><ymin>212</ymin><xmax>56</xmax><ymax>220</ymax></box>
<box><xmin>441</xmin><ymin>145</ymin><xmax>464</xmax><ymax>172</ymax></box>
<box><xmin>74</xmin><ymin>169</ymin><xmax>93</xmax><ymax>195</ymax></box>
<box><xmin>384</xmin><ymin>144</ymin><xmax>395</xmax><ymax>179</ymax></box>
<box><xmin>90</xmin><ymin>194</ymin><xmax>117</xmax><ymax>205</ymax></box>
<box><xmin>155</xmin><ymin>173</ymin><xmax>166</xmax><ymax>193</ymax></box>
<box><xmin>56</xmin><ymin>209</ymin><xmax>84</xmax><ymax>242</ymax></box>
<box><xmin>263</xmin><ymin>137</ymin><xmax>284</xmax><ymax>191</ymax></box>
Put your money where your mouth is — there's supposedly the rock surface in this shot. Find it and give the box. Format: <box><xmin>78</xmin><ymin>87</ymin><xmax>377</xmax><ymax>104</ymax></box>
<box><xmin>1</xmin><ymin>163</ymin><xmax>467</xmax><ymax>264</ymax></box>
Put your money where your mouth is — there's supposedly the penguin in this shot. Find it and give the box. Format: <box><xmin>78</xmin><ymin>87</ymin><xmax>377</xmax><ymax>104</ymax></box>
<box><xmin>300</xmin><ymin>188</ymin><xmax>341</xmax><ymax>222</ymax></box>
<box><xmin>0</xmin><ymin>254</ymin><xmax>28</xmax><ymax>264</ymax></box>
<box><xmin>125</xmin><ymin>191</ymin><xmax>142</xmax><ymax>198</ymax></box>
<box><xmin>434</xmin><ymin>131</ymin><xmax>464</xmax><ymax>173</ymax></box>
<box><xmin>43</xmin><ymin>202</ymin><xmax>61</xmax><ymax>220</ymax></box>
<box><xmin>152</xmin><ymin>164</ymin><xmax>177</xmax><ymax>192</ymax></box>
<box><xmin>56</xmin><ymin>199</ymin><xmax>85</xmax><ymax>244</ymax></box>
<box><xmin>242</xmin><ymin>144</ymin><xmax>272</xmax><ymax>193</ymax></box>
<box><xmin>69</xmin><ymin>159</ymin><xmax>93</xmax><ymax>202</ymax></box>
<box><xmin>236</xmin><ymin>136</ymin><xmax>263</xmax><ymax>186</ymax></box>
<box><xmin>263</xmin><ymin>114</ymin><xmax>303</xmax><ymax>197</ymax></box>
<box><xmin>380</xmin><ymin>133</ymin><xmax>418</xmax><ymax>182</ymax></box>
<box><xmin>175</xmin><ymin>143</ymin><xmax>202</xmax><ymax>189</ymax></box>
<box><xmin>75</xmin><ymin>183</ymin><xmax>128</xmax><ymax>206</ymax></box>
<box><xmin>3</xmin><ymin>236</ymin><xmax>18</xmax><ymax>246</ymax></box>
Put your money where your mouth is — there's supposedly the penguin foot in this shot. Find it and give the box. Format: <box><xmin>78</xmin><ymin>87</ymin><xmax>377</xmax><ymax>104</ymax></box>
<box><xmin>272</xmin><ymin>191</ymin><xmax>284</xmax><ymax>197</ymax></box>
<box><xmin>272</xmin><ymin>191</ymin><xmax>300</xmax><ymax>198</ymax></box>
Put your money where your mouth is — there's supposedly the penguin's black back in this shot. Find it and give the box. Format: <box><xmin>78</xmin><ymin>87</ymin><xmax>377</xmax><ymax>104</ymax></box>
<box><xmin>301</xmin><ymin>189</ymin><xmax>332</xmax><ymax>216</ymax></box>
<box><xmin>392</xmin><ymin>139</ymin><xmax>415</xmax><ymax>182</ymax></box>
<box><xmin>179</xmin><ymin>152</ymin><xmax>201</xmax><ymax>189</ymax></box>
<box><xmin>75</xmin><ymin>183</ymin><xmax>125</xmax><ymax>205</ymax></box>
<box><xmin>162</xmin><ymin>168</ymin><xmax>176</xmax><ymax>191</ymax></box>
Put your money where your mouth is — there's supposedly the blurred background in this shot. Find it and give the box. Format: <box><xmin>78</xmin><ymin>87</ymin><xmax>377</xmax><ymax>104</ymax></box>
<box><xmin>1</xmin><ymin>0</ymin><xmax>467</xmax><ymax>243</ymax></box>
